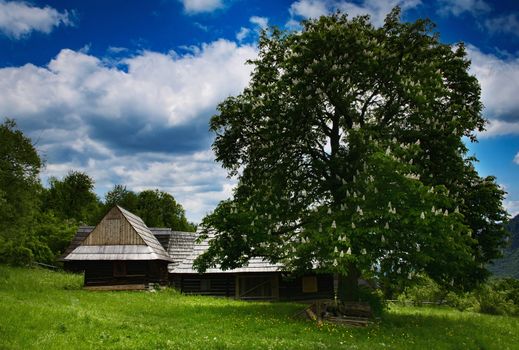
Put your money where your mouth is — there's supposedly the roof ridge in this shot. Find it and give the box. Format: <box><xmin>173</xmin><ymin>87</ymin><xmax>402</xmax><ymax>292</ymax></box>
<box><xmin>115</xmin><ymin>206</ymin><xmax>173</xmax><ymax>262</ymax></box>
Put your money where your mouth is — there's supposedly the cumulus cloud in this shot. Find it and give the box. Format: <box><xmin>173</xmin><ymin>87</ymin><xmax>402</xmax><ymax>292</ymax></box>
<box><xmin>236</xmin><ymin>27</ymin><xmax>251</xmax><ymax>42</ymax></box>
<box><xmin>436</xmin><ymin>0</ymin><xmax>490</xmax><ymax>17</ymax></box>
<box><xmin>484</xmin><ymin>14</ymin><xmax>519</xmax><ymax>38</ymax></box>
<box><xmin>504</xmin><ymin>200</ymin><xmax>519</xmax><ymax>218</ymax></box>
<box><xmin>236</xmin><ymin>16</ymin><xmax>269</xmax><ymax>42</ymax></box>
<box><xmin>1</xmin><ymin>40</ymin><xmax>257</xmax><ymax>221</ymax></box>
<box><xmin>288</xmin><ymin>0</ymin><xmax>421</xmax><ymax>27</ymax></box>
<box><xmin>179</xmin><ymin>0</ymin><xmax>224</xmax><ymax>14</ymax></box>
<box><xmin>514</xmin><ymin>152</ymin><xmax>519</xmax><ymax>165</ymax></box>
<box><xmin>249</xmin><ymin>16</ymin><xmax>269</xmax><ymax>29</ymax></box>
<box><xmin>42</xmin><ymin>150</ymin><xmax>237</xmax><ymax>222</ymax></box>
<box><xmin>0</xmin><ymin>0</ymin><xmax>73</xmax><ymax>39</ymax></box>
<box><xmin>466</xmin><ymin>45</ymin><xmax>519</xmax><ymax>136</ymax></box>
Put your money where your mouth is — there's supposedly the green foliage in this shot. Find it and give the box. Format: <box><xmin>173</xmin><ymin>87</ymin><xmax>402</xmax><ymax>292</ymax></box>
<box><xmin>32</xmin><ymin>211</ymin><xmax>78</xmax><ymax>260</ymax></box>
<box><xmin>103</xmin><ymin>185</ymin><xmax>196</xmax><ymax>231</ymax></box>
<box><xmin>197</xmin><ymin>8</ymin><xmax>508</xmax><ymax>300</ymax></box>
<box><xmin>476</xmin><ymin>279</ymin><xmax>519</xmax><ymax>316</ymax></box>
<box><xmin>2</xmin><ymin>266</ymin><xmax>519</xmax><ymax>350</ymax></box>
<box><xmin>104</xmin><ymin>184</ymin><xmax>139</xmax><ymax>212</ymax></box>
<box><xmin>444</xmin><ymin>291</ymin><xmax>478</xmax><ymax>312</ymax></box>
<box><xmin>0</xmin><ymin>118</ymin><xmax>43</xmax><ymax>265</ymax></box>
<box><xmin>358</xmin><ymin>286</ymin><xmax>387</xmax><ymax>317</ymax></box>
<box><xmin>398</xmin><ymin>275</ymin><xmax>445</xmax><ymax>306</ymax></box>
<box><xmin>42</xmin><ymin>171</ymin><xmax>101</xmax><ymax>224</ymax></box>
<box><xmin>398</xmin><ymin>274</ymin><xmax>519</xmax><ymax>316</ymax></box>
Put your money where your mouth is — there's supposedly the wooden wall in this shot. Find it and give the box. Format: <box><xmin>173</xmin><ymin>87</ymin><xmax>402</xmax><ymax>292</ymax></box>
<box><xmin>169</xmin><ymin>272</ymin><xmax>335</xmax><ymax>301</ymax></box>
<box><xmin>279</xmin><ymin>273</ymin><xmax>334</xmax><ymax>300</ymax></box>
<box><xmin>69</xmin><ymin>260</ymin><xmax>169</xmax><ymax>286</ymax></box>
<box><xmin>83</xmin><ymin>207</ymin><xmax>144</xmax><ymax>245</ymax></box>
<box><xmin>171</xmin><ymin>274</ymin><xmax>236</xmax><ymax>297</ymax></box>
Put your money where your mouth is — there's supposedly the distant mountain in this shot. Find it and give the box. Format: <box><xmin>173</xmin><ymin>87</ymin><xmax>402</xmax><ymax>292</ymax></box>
<box><xmin>488</xmin><ymin>215</ymin><xmax>519</xmax><ymax>279</ymax></box>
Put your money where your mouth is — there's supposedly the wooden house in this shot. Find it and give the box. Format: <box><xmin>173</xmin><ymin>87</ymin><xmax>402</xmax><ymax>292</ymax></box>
<box><xmin>167</xmin><ymin>232</ymin><xmax>334</xmax><ymax>300</ymax></box>
<box><xmin>61</xmin><ymin>206</ymin><xmax>173</xmax><ymax>289</ymax></box>
<box><xmin>63</xmin><ymin>206</ymin><xmax>334</xmax><ymax>298</ymax></box>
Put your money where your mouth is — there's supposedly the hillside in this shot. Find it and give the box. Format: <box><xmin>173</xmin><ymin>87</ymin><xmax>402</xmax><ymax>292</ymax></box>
<box><xmin>1</xmin><ymin>266</ymin><xmax>519</xmax><ymax>349</ymax></box>
<box><xmin>488</xmin><ymin>214</ymin><xmax>519</xmax><ymax>279</ymax></box>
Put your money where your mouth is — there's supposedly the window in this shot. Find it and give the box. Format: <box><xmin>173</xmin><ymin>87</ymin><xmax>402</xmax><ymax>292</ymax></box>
<box><xmin>113</xmin><ymin>261</ymin><xmax>126</xmax><ymax>277</ymax></box>
<box><xmin>302</xmin><ymin>276</ymin><xmax>318</xmax><ymax>293</ymax></box>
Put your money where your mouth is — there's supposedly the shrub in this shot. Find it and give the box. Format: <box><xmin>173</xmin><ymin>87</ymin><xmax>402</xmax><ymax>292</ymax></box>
<box><xmin>398</xmin><ymin>276</ymin><xmax>445</xmax><ymax>306</ymax></box>
<box><xmin>445</xmin><ymin>291</ymin><xmax>478</xmax><ymax>312</ymax></box>
<box><xmin>476</xmin><ymin>279</ymin><xmax>519</xmax><ymax>316</ymax></box>
<box><xmin>358</xmin><ymin>286</ymin><xmax>387</xmax><ymax>317</ymax></box>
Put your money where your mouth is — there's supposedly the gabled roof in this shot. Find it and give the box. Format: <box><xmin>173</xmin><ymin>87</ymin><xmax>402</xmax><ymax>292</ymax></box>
<box><xmin>62</xmin><ymin>206</ymin><xmax>173</xmax><ymax>262</ymax></box>
<box><xmin>61</xmin><ymin>226</ymin><xmax>173</xmax><ymax>258</ymax></box>
<box><xmin>168</xmin><ymin>232</ymin><xmax>283</xmax><ymax>274</ymax></box>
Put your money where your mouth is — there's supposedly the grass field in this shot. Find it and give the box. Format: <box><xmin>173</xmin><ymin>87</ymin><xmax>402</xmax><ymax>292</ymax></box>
<box><xmin>0</xmin><ymin>266</ymin><xmax>518</xmax><ymax>349</ymax></box>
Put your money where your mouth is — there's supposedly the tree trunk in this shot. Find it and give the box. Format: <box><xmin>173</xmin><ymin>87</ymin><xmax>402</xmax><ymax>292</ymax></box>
<box><xmin>338</xmin><ymin>263</ymin><xmax>361</xmax><ymax>302</ymax></box>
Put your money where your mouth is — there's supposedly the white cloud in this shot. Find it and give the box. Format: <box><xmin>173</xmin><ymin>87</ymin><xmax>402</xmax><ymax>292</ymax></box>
<box><xmin>180</xmin><ymin>0</ymin><xmax>223</xmax><ymax>14</ymax></box>
<box><xmin>236</xmin><ymin>27</ymin><xmax>251</xmax><ymax>42</ymax></box>
<box><xmin>484</xmin><ymin>14</ymin><xmax>519</xmax><ymax>38</ymax></box>
<box><xmin>288</xmin><ymin>0</ymin><xmax>421</xmax><ymax>27</ymax></box>
<box><xmin>250</xmin><ymin>16</ymin><xmax>269</xmax><ymax>29</ymax></box>
<box><xmin>1</xmin><ymin>40</ymin><xmax>257</xmax><ymax>222</ymax></box>
<box><xmin>289</xmin><ymin>0</ymin><xmax>329</xmax><ymax>18</ymax></box>
<box><xmin>466</xmin><ymin>45</ymin><xmax>519</xmax><ymax>136</ymax></box>
<box><xmin>436</xmin><ymin>0</ymin><xmax>490</xmax><ymax>17</ymax></box>
<box><xmin>236</xmin><ymin>16</ymin><xmax>269</xmax><ymax>42</ymax></box>
<box><xmin>514</xmin><ymin>152</ymin><xmax>519</xmax><ymax>165</ymax></box>
<box><xmin>478</xmin><ymin>120</ymin><xmax>519</xmax><ymax>138</ymax></box>
<box><xmin>0</xmin><ymin>0</ymin><xmax>73</xmax><ymax>39</ymax></box>
<box><xmin>0</xmin><ymin>40</ymin><xmax>256</xmax><ymax>127</ymax></box>
<box><xmin>504</xmin><ymin>200</ymin><xmax>519</xmax><ymax>218</ymax></box>
<box><xmin>42</xmin><ymin>150</ymin><xmax>237</xmax><ymax>223</ymax></box>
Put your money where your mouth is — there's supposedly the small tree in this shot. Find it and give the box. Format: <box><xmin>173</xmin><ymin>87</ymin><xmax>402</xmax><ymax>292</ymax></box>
<box><xmin>0</xmin><ymin>118</ymin><xmax>43</xmax><ymax>265</ymax></box>
<box><xmin>43</xmin><ymin>171</ymin><xmax>101</xmax><ymax>224</ymax></box>
<box><xmin>194</xmin><ymin>9</ymin><xmax>508</xmax><ymax>301</ymax></box>
<box><xmin>104</xmin><ymin>186</ymin><xmax>196</xmax><ymax>232</ymax></box>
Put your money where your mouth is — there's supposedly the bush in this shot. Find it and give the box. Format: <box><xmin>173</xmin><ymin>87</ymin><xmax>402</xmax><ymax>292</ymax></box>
<box><xmin>445</xmin><ymin>291</ymin><xmax>478</xmax><ymax>312</ymax></box>
<box><xmin>398</xmin><ymin>276</ymin><xmax>445</xmax><ymax>306</ymax></box>
<box><xmin>0</xmin><ymin>241</ymin><xmax>34</xmax><ymax>266</ymax></box>
<box><xmin>358</xmin><ymin>286</ymin><xmax>387</xmax><ymax>317</ymax></box>
<box><xmin>476</xmin><ymin>279</ymin><xmax>519</xmax><ymax>316</ymax></box>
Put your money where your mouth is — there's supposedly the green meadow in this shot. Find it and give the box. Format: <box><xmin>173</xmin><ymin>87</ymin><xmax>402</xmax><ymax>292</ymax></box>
<box><xmin>0</xmin><ymin>265</ymin><xmax>518</xmax><ymax>350</ymax></box>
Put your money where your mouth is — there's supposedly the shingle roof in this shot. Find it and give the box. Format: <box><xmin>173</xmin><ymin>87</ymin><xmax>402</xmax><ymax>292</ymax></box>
<box><xmin>62</xmin><ymin>245</ymin><xmax>166</xmax><ymax>260</ymax></box>
<box><xmin>168</xmin><ymin>231</ymin><xmax>198</xmax><ymax>268</ymax></box>
<box><xmin>168</xmin><ymin>232</ymin><xmax>283</xmax><ymax>274</ymax></box>
<box><xmin>60</xmin><ymin>226</ymin><xmax>94</xmax><ymax>260</ymax></box>
<box><xmin>62</xmin><ymin>206</ymin><xmax>173</xmax><ymax>262</ymax></box>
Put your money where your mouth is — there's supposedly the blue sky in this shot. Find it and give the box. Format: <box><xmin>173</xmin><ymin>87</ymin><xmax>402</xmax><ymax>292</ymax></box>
<box><xmin>0</xmin><ymin>0</ymin><xmax>518</xmax><ymax>222</ymax></box>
